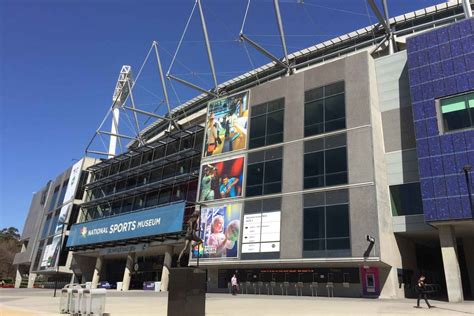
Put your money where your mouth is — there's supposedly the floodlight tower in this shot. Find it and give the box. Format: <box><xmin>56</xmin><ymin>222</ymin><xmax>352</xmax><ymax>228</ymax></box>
<box><xmin>109</xmin><ymin>65</ymin><xmax>133</xmax><ymax>158</ymax></box>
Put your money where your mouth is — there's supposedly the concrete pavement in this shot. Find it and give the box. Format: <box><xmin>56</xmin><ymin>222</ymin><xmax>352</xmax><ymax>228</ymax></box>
<box><xmin>0</xmin><ymin>288</ymin><xmax>473</xmax><ymax>316</ymax></box>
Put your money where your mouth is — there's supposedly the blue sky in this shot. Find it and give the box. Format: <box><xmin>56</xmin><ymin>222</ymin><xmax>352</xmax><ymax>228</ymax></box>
<box><xmin>0</xmin><ymin>0</ymin><xmax>445</xmax><ymax>233</ymax></box>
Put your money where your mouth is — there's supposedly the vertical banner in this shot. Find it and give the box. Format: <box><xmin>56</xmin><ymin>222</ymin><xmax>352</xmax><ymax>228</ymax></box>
<box><xmin>54</xmin><ymin>204</ymin><xmax>72</xmax><ymax>234</ymax></box>
<box><xmin>199</xmin><ymin>156</ymin><xmax>245</xmax><ymax>202</ymax></box>
<box><xmin>62</xmin><ymin>158</ymin><xmax>84</xmax><ymax>205</ymax></box>
<box><xmin>193</xmin><ymin>204</ymin><xmax>242</xmax><ymax>259</ymax></box>
<box><xmin>204</xmin><ymin>91</ymin><xmax>249</xmax><ymax>157</ymax></box>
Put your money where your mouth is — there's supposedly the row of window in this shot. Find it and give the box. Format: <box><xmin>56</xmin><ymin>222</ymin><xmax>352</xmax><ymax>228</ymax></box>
<box><xmin>92</xmin><ymin>131</ymin><xmax>204</xmax><ymax>182</ymax></box>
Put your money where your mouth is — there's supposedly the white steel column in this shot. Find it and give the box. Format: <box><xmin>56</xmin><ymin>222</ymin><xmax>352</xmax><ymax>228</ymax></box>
<box><xmin>439</xmin><ymin>225</ymin><xmax>464</xmax><ymax>302</ymax></box>
<box><xmin>122</xmin><ymin>253</ymin><xmax>135</xmax><ymax>291</ymax></box>
<box><xmin>160</xmin><ymin>246</ymin><xmax>174</xmax><ymax>292</ymax></box>
<box><xmin>91</xmin><ymin>256</ymin><xmax>103</xmax><ymax>289</ymax></box>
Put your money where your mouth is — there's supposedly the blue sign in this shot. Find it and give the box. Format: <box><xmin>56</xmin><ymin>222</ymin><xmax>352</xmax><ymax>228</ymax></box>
<box><xmin>66</xmin><ymin>202</ymin><xmax>185</xmax><ymax>247</ymax></box>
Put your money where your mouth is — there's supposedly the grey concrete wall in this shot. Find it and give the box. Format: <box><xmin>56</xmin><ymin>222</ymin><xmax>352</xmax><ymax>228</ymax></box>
<box><xmin>385</xmin><ymin>150</ymin><xmax>419</xmax><ymax>185</ymax></box>
<box><xmin>280</xmin><ymin>194</ymin><xmax>303</xmax><ymax>259</ymax></box>
<box><xmin>381</xmin><ymin>107</ymin><xmax>416</xmax><ymax>152</ymax></box>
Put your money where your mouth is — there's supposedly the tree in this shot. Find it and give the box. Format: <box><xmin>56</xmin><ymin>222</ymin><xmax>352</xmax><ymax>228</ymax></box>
<box><xmin>0</xmin><ymin>227</ymin><xmax>20</xmax><ymax>240</ymax></box>
<box><xmin>0</xmin><ymin>227</ymin><xmax>21</xmax><ymax>279</ymax></box>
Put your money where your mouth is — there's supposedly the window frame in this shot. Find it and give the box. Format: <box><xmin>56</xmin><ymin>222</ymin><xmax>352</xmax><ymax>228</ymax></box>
<box><xmin>437</xmin><ymin>91</ymin><xmax>474</xmax><ymax>134</ymax></box>
<box><xmin>249</xmin><ymin>98</ymin><xmax>285</xmax><ymax>149</ymax></box>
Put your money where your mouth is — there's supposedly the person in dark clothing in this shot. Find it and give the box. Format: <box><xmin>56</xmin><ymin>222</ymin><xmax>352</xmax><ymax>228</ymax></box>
<box><xmin>415</xmin><ymin>275</ymin><xmax>433</xmax><ymax>308</ymax></box>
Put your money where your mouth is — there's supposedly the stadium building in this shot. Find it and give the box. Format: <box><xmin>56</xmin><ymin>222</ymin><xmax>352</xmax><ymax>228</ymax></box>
<box><xmin>13</xmin><ymin>158</ymin><xmax>95</xmax><ymax>289</ymax></box>
<box><xmin>15</xmin><ymin>0</ymin><xmax>474</xmax><ymax>301</ymax></box>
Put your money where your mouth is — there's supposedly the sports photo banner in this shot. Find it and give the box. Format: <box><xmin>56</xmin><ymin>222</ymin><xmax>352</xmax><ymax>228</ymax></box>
<box><xmin>192</xmin><ymin>203</ymin><xmax>242</xmax><ymax>259</ymax></box>
<box><xmin>62</xmin><ymin>159</ymin><xmax>84</xmax><ymax>205</ymax></box>
<box><xmin>204</xmin><ymin>91</ymin><xmax>249</xmax><ymax>157</ymax></box>
<box><xmin>199</xmin><ymin>156</ymin><xmax>245</xmax><ymax>202</ymax></box>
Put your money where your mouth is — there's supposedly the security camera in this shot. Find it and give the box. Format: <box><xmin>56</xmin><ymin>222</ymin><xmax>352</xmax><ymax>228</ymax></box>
<box><xmin>366</xmin><ymin>235</ymin><xmax>375</xmax><ymax>243</ymax></box>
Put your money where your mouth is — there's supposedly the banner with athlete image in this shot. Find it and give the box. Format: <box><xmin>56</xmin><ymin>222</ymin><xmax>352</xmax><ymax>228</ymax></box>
<box><xmin>204</xmin><ymin>91</ymin><xmax>249</xmax><ymax>157</ymax></box>
<box><xmin>199</xmin><ymin>156</ymin><xmax>245</xmax><ymax>202</ymax></box>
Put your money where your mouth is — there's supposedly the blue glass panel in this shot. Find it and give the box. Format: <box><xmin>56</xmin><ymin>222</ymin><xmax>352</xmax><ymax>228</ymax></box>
<box><xmin>420</xmin><ymin>178</ymin><xmax>435</xmax><ymax>199</ymax></box>
<box><xmin>428</xmin><ymin>137</ymin><xmax>442</xmax><ymax>156</ymax></box>
<box><xmin>450</xmin><ymin>40</ymin><xmax>463</xmax><ymax>57</ymax></box>
<box><xmin>468</xmin><ymin>150</ymin><xmax>474</xmax><ymax>168</ymax></box>
<box><xmin>409</xmin><ymin>69</ymin><xmax>420</xmax><ymax>86</ymax></box>
<box><xmin>442</xmin><ymin>154</ymin><xmax>457</xmax><ymax>174</ymax></box>
<box><xmin>465</xmin><ymin>53</ymin><xmax>474</xmax><ymax>72</ymax></box>
<box><xmin>429</xmin><ymin>62</ymin><xmax>443</xmax><ymax>80</ymax></box>
<box><xmin>440</xmin><ymin>134</ymin><xmax>454</xmax><ymax>154</ymax></box>
<box><xmin>456</xmin><ymin>74</ymin><xmax>470</xmax><ymax>93</ymax></box>
<box><xmin>439</xmin><ymin>43</ymin><xmax>452</xmax><ymax>59</ymax></box>
<box><xmin>459</xmin><ymin>21</ymin><xmax>472</xmax><ymax>37</ymax></box>
<box><xmin>422</xmin><ymin>82</ymin><xmax>434</xmax><ymax>100</ymax></box>
<box><xmin>423</xmin><ymin>199</ymin><xmax>436</xmax><ymax>221</ymax></box>
<box><xmin>461</xmin><ymin>195</ymin><xmax>473</xmax><ymax>219</ymax></box>
<box><xmin>418</xmin><ymin>50</ymin><xmax>429</xmax><ymax>66</ymax></box>
<box><xmin>461</xmin><ymin>36</ymin><xmax>474</xmax><ymax>55</ymax></box>
<box><xmin>444</xmin><ymin>77</ymin><xmax>458</xmax><ymax>95</ymax></box>
<box><xmin>441</xmin><ymin>60</ymin><xmax>455</xmax><ymax>76</ymax></box>
<box><xmin>423</xmin><ymin>101</ymin><xmax>437</xmax><ymax>119</ymax></box>
<box><xmin>433</xmin><ymin>176</ymin><xmax>448</xmax><ymax>197</ymax></box>
<box><xmin>425</xmin><ymin>118</ymin><xmax>439</xmax><ymax>136</ymax></box>
<box><xmin>431</xmin><ymin>156</ymin><xmax>443</xmax><ymax>177</ymax></box>
<box><xmin>464</xmin><ymin>130</ymin><xmax>474</xmax><ymax>151</ymax></box>
<box><xmin>411</xmin><ymin>85</ymin><xmax>424</xmax><ymax>102</ymax></box>
<box><xmin>469</xmin><ymin>71</ymin><xmax>474</xmax><ymax>90</ymax></box>
<box><xmin>406</xmin><ymin>38</ymin><xmax>417</xmax><ymax>53</ymax></box>
<box><xmin>426</xmin><ymin>31</ymin><xmax>439</xmax><ymax>47</ymax></box>
<box><xmin>455</xmin><ymin>152</ymin><xmax>469</xmax><ymax>174</ymax></box>
<box><xmin>453</xmin><ymin>56</ymin><xmax>466</xmax><ymax>74</ymax></box>
<box><xmin>419</xmin><ymin>66</ymin><xmax>431</xmax><ymax>83</ymax></box>
<box><xmin>412</xmin><ymin>102</ymin><xmax>425</xmax><ymax>121</ymax></box>
<box><xmin>414</xmin><ymin>120</ymin><xmax>427</xmax><ymax>138</ymax></box>
<box><xmin>407</xmin><ymin>53</ymin><xmax>419</xmax><ymax>69</ymax></box>
<box><xmin>417</xmin><ymin>35</ymin><xmax>428</xmax><ymax>50</ymax></box>
<box><xmin>417</xmin><ymin>138</ymin><xmax>430</xmax><ymax>158</ymax></box>
<box><xmin>433</xmin><ymin>80</ymin><xmax>446</xmax><ymax>98</ymax></box>
<box><xmin>448</xmin><ymin>24</ymin><xmax>461</xmax><ymax>41</ymax></box>
<box><xmin>419</xmin><ymin>158</ymin><xmax>432</xmax><ymax>178</ymax></box>
<box><xmin>452</xmin><ymin>133</ymin><xmax>466</xmax><ymax>152</ymax></box>
<box><xmin>471</xmin><ymin>18</ymin><xmax>474</xmax><ymax>33</ymax></box>
<box><xmin>428</xmin><ymin>46</ymin><xmax>440</xmax><ymax>63</ymax></box>
<box><xmin>448</xmin><ymin>197</ymin><xmax>463</xmax><ymax>219</ymax></box>
<box><xmin>445</xmin><ymin>175</ymin><xmax>460</xmax><ymax>196</ymax></box>
<box><xmin>435</xmin><ymin>198</ymin><xmax>450</xmax><ymax>219</ymax></box>
<box><xmin>437</xmin><ymin>28</ymin><xmax>449</xmax><ymax>45</ymax></box>
<box><xmin>459</xmin><ymin>169</ymin><xmax>470</xmax><ymax>195</ymax></box>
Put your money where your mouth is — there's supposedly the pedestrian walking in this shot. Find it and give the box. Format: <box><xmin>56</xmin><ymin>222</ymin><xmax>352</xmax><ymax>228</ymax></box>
<box><xmin>231</xmin><ymin>274</ymin><xmax>239</xmax><ymax>295</ymax></box>
<box><xmin>414</xmin><ymin>275</ymin><xmax>433</xmax><ymax>309</ymax></box>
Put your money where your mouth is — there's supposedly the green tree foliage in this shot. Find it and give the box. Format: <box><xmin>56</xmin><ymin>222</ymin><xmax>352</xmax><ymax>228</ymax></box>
<box><xmin>0</xmin><ymin>227</ymin><xmax>21</xmax><ymax>279</ymax></box>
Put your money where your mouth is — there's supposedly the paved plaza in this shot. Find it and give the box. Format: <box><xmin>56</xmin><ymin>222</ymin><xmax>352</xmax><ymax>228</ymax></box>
<box><xmin>0</xmin><ymin>289</ymin><xmax>473</xmax><ymax>316</ymax></box>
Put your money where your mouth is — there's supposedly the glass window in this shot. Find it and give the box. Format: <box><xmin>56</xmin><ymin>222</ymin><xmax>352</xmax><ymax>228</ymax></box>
<box><xmin>440</xmin><ymin>92</ymin><xmax>474</xmax><ymax>132</ymax></box>
<box><xmin>390</xmin><ymin>182</ymin><xmax>423</xmax><ymax>216</ymax></box>
<box><xmin>305</xmin><ymin>81</ymin><xmax>345</xmax><ymax>137</ymax></box>
<box><xmin>57</xmin><ymin>179</ymin><xmax>69</xmax><ymax>206</ymax></box>
<box><xmin>303</xmin><ymin>203</ymin><xmax>350</xmax><ymax>252</ymax></box>
<box><xmin>49</xmin><ymin>210</ymin><xmax>60</xmax><ymax>236</ymax></box>
<box><xmin>249</xmin><ymin>98</ymin><xmax>284</xmax><ymax>149</ymax></box>
<box><xmin>47</xmin><ymin>186</ymin><xmax>60</xmax><ymax>212</ymax></box>
<box><xmin>246</xmin><ymin>147</ymin><xmax>283</xmax><ymax>197</ymax></box>
<box><xmin>41</xmin><ymin>214</ymin><xmax>52</xmax><ymax>238</ymax></box>
<box><xmin>304</xmin><ymin>134</ymin><xmax>347</xmax><ymax>189</ymax></box>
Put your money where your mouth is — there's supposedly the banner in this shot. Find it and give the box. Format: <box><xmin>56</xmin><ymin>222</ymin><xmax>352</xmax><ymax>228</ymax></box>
<box><xmin>40</xmin><ymin>234</ymin><xmax>62</xmax><ymax>269</ymax></box>
<box><xmin>192</xmin><ymin>203</ymin><xmax>242</xmax><ymax>259</ymax></box>
<box><xmin>62</xmin><ymin>159</ymin><xmax>84</xmax><ymax>205</ymax></box>
<box><xmin>66</xmin><ymin>202</ymin><xmax>185</xmax><ymax>247</ymax></box>
<box><xmin>204</xmin><ymin>91</ymin><xmax>249</xmax><ymax>157</ymax></box>
<box><xmin>54</xmin><ymin>203</ymin><xmax>72</xmax><ymax>234</ymax></box>
<box><xmin>199</xmin><ymin>156</ymin><xmax>245</xmax><ymax>202</ymax></box>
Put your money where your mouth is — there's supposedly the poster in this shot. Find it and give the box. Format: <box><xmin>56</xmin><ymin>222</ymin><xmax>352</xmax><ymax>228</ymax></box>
<box><xmin>242</xmin><ymin>211</ymin><xmax>280</xmax><ymax>253</ymax></box>
<box><xmin>192</xmin><ymin>204</ymin><xmax>242</xmax><ymax>259</ymax></box>
<box><xmin>199</xmin><ymin>156</ymin><xmax>245</xmax><ymax>202</ymax></box>
<box><xmin>40</xmin><ymin>234</ymin><xmax>62</xmax><ymax>269</ymax></box>
<box><xmin>54</xmin><ymin>203</ymin><xmax>72</xmax><ymax>234</ymax></box>
<box><xmin>62</xmin><ymin>158</ymin><xmax>84</xmax><ymax>205</ymax></box>
<box><xmin>204</xmin><ymin>91</ymin><xmax>249</xmax><ymax>157</ymax></box>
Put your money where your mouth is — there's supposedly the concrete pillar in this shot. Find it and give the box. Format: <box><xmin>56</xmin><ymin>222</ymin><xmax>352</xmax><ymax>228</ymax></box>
<box><xmin>91</xmin><ymin>256</ymin><xmax>103</xmax><ymax>289</ymax></box>
<box><xmin>439</xmin><ymin>225</ymin><xmax>464</xmax><ymax>302</ymax></box>
<box><xmin>14</xmin><ymin>269</ymin><xmax>22</xmax><ymax>288</ymax></box>
<box><xmin>122</xmin><ymin>253</ymin><xmax>135</xmax><ymax>291</ymax></box>
<box><xmin>27</xmin><ymin>273</ymin><xmax>37</xmax><ymax>288</ymax></box>
<box><xmin>463</xmin><ymin>238</ymin><xmax>474</xmax><ymax>298</ymax></box>
<box><xmin>160</xmin><ymin>246</ymin><xmax>173</xmax><ymax>292</ymax></box>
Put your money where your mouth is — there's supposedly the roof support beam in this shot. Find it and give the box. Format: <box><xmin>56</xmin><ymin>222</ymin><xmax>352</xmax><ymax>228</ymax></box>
<box><xmin>167</xmin><ymin>74</ymin><xmax>218</xmax><ymax>97</ymax></box>
<box><xmin>239</xmin><ymin>33</ymin><xmax>289</xmax><ymax>70</ymax></box>
<box><xmin>86</xmin><ymin>150</ymin><xmax>115</xmax><ymax>157</ymax></box>
<box><xmin>97</xmin><ymin>130</ymin><xmax>139</xmax><ymax>141</ymax></box>
<box><xmin>197</xmin><ymin>0</ymin><xmax>219</xmax><ymax>93</ymax></box>
<box><xmin>123</xmin><ymin>106</ymin><xmax>173</xmax><ymax>121</ymax></box>
<box><xmin>273</xmin><ymin>0</ymin><xmax>289</xmax><ymax>67</ymax></box>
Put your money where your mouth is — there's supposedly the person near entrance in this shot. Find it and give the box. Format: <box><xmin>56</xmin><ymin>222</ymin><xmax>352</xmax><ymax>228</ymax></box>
<box><xmin>231</xmin><ymin>274</ymin><xmax>239</xmax><ymax>295</ymax></box>
<box><xmin>414</xmin><ymin>275</ymin><xmax>433</xmax><ymax>309</ymax></box>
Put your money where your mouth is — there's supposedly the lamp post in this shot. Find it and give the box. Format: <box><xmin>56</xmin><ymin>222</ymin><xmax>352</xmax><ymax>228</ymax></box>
<box><xmin>53</xmin><ymin>221</ymin><xmax>68</xmax><ymax>298</ymax></box>
<box><xmin>463</xmin><ymin>164</ymin><xmax>473</xmax><ymax>216</ymax></box>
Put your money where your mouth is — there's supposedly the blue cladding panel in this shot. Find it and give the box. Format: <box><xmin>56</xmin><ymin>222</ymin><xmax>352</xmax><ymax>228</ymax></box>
<box><xmin>407</xmin><ymin>18</ymin><xmax>474</xmax><ymax>221</ymax></box>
